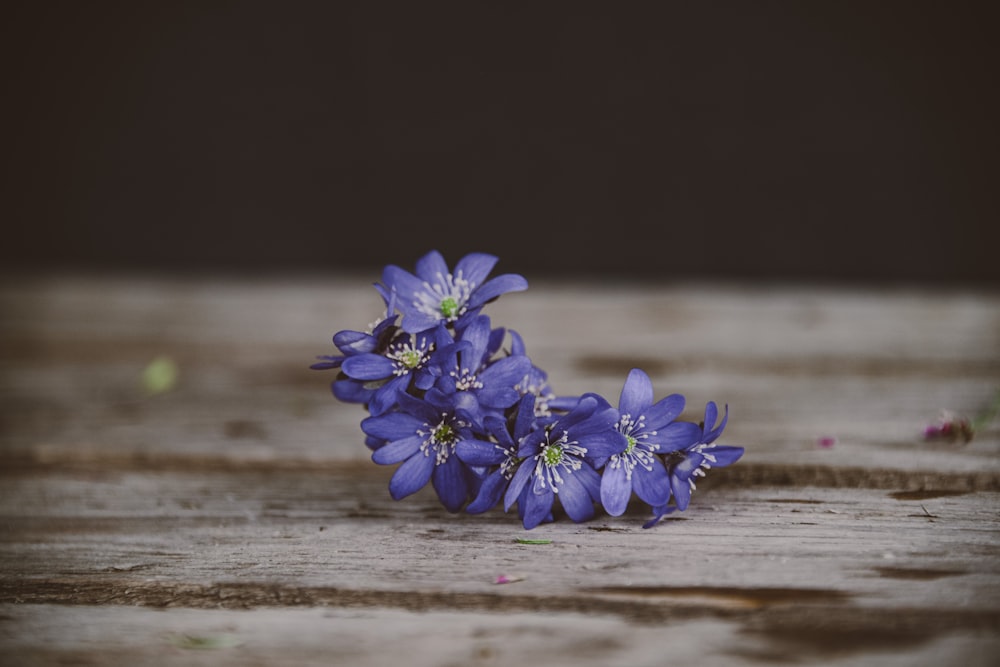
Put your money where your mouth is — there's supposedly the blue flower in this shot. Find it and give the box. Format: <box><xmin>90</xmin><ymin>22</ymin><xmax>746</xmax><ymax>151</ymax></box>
<box><xmin>431</xmin><ymin>315</ymin><xmax>532</xmax><ymax>426</ymax></box>
<box><xmin>599</xmin><ymin>369</ymin><xmax>702</xmax><ymax>517</ymax></box>
<box><xmin>310</xmin><ymin>292</ymin><xmax>401</xmax><ymax>408</ymax></box>
<box><xmin>360</xmin><ymin>391</ymin><xmax>479</xmax><ymax>512</ymax></box>
<box><xmin>380</xmin><ymin>250</ymin><xmax>528</xmax><ymax>334</ymax></box>
<box><xmin>314</xmin><ymin>250</ymin><xmax>747</xmax><ymax>528</ymax></box>
<box><xmin>507</xmin><ymin>329</ymin><xmax>580</xmax><ymax>422</ymax></box>
<box><xmin>337</xmin><ymin>324</ymin><xmax>454</xmax><ymax>416</ymax></box>
<box><xmin>456</xmin><ymin>393</ymin><xmax>539</xmax><ymax>514</ymax></box>
<box><xmin>503</xmin><ymin>395</ymin><xmax>627</xmax><ymax>529</ymax></box>
<box><xmin>644</xmin><ymin>401</ymin><xmax>745</xmax><ymax>528</ymax></box>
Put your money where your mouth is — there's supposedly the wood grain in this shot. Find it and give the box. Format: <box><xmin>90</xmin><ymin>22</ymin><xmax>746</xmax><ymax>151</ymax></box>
<box><xmin>1</xmin><ymin>273</ymin><xmax>999</xmax><ymax>665</ymax></box>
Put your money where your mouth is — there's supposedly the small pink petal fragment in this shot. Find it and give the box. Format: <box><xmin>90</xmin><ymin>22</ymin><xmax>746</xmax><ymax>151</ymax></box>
<box><xmin>494</xmin><ymin>574</ymin><xmax>525</xmax><ymax>585</ymax></box>
<box><xmin>924</xmin><ymin>410</ymin><xmax>974</xmax><ymax>443</ymax></box>
<box><xmin>817</xmin><ymin>436</ymin><xmax>836</xmax><ymax>448</ymax></box>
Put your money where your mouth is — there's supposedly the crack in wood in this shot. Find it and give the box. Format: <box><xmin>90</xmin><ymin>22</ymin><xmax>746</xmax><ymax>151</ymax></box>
<box><xmin>3</xmin><ymin>457</ymin><xmax>998</xmax><ymax>493</ymax></box>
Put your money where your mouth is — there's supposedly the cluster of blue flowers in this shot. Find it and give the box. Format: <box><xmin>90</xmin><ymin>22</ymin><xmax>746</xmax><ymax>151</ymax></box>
<box><xmin>313</xmin><ymin>251</ymin><xmax>744</xmax><ymax>529</ymax></box>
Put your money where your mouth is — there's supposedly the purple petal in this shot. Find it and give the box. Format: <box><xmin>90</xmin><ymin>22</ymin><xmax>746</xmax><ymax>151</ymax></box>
<box><xmin>368</xmin><ymin>374</ymin><xmax>411</xmax><ymax>416</ymax></box>
<box><xmin>432</xmin><ymin>455</ymin><xmax>467</xmax><ymax>512</ymax></box>
<box><xmin>381</xmin><ymin>265</ymin><xmax>423</xmax><ymax>305</ymax></box>
<box><xmin>414</xmin><ymin>250</ymin><xmax>450</xmax><ymax>283</ymax></box>
<box><xmin>388</xmin><ymin>451</ymin><xmax>435</xmax><ymax>500</ymax></box>
<box><xmin>458</xmin><ymin>316</ymin><xmax>491</xmax><ymax>364</ymax></box>
<box><xmin>632</xmin><ymin>458</ymin><xmax>671</xmax><ymax>507</ymax></box>
<box><xmin>480</xmin><ymin>354</ymin><xmax>531</xmax><ymax>387</ymax></box>
<box><xmin>400</xmin><ymin>312</ymin><xmax>441</xmax><ymax>335</ymax></box>
<box><xmin>333</xmin><ymin>329</ymin><xmax>377</xmax><ymax>355</ymax></box>
<box><xmin>575</xmin><ymin>463</ymin><xmax>602</xmax><ymax>502</ymax></box>
<box><xmin>512</xmin><ymin>394</ymin><xmax>537</xmax><ymax>440</ymax></box>
<box><xmin>600</xmin><ymin>462</ymin><xmax>631</xmax><ymax>516</ymax></box>
<box><xmin>371</xmin><ymin>435</ymin><xmax>424</xmax><ymax>465</ymax></box>
<box><xmin>642</xmin><ymin>504</ymin><xmax>676</xmax><ymax>529</ymax></box>
<box><xmin>548</xmin><ymin>395</ymin><xmax>582</xmax><ymax>412</ymax></box>
<box><xmin>361</xmin><ymin>412</ymin><xmax>424</xmax><ymax>440</ymax></box>
<box><xmin>477</xmin><ymin>386</ymin><xmax>520</xmax><ymax>410</ymax></box>
<box><xmin>565</xmin><ymin>405</ymin><xmax>619</xmax><ymax>437</ymax></box>
<box><xmin>468</xmin><ymin>274</ymin><xmax>529</xmax><ymax>308</ymax></box>
<box><xmin>643</xmin><ymin>393</ymin><xmax>686</xmax><ymax>429</ymax></box>
<box><xmin>521</xmin><ymin>487</ymin><xmax>554</xmax><ymax>529</ymax></box>
<box><xmin>332</xmin><ymin>379</ymin><xmax>373</xmax><ymax>404</ymax></box>
<box><xmin>505</xmin><ymin>460</ymin><xmax>534</xmax><ymax>511</ymax></box>
<box><xmin>655</xmin><ymin>421</ymin><xmax>702</xmax><ymax>453</ymax></box>
<box><xmin>487</xmin><ymin>326</ymin><xmax>506</xmax><ymax>356</ymax></box>
<box><xmin>576</xmin><ymin>429</ymin><xmax>629</xmax><ymax>462</ymax></box>
<box><xmin>342</xmin><ymin>354</ymin><xmax>394</xmax><ymax>380</ymax></box>
<box><xmin>310</xmin><ymin>357</ymin><xmax>343</xmax><ymax>370</ymax></box>
<box><xmin>703</xmin><ymin>445</ymin><xmax>744</xmax><ymax>467</ymax></box>
<box><xmin>466</xmin><ymin>469</ymin><xmax>508</xmax><ymax>514</ymax></box>
<box><xmin>704</xmin><ymin>404</ymin><xmax>729</xmax><ymax>443</ymax></box>
<box><xmin>670</xmin><ymin>473</ymin><xmax>693</xmax><ymax>511</ymax></box>
<box><xmin>396</xmin><ymin>392</ymin><xmax>441</xmax><ymax>423</ymax></box>
<box><xmin>558</xmin><ymin>471</ymin><xmax>597</xmax><ymax>523</ymax></box>
<box><xmin>454</xmin><ymin>252</ymin><xmax>499</xmax><ymax>289</ymax></box>
<box><xmin>455</xmin><ymin>438</ymin><xmax>506</xmax><ymax>466</ymax></box>
<box><xmin>619</xmin><ymin>368</ymin><xmax>653</xmax><ymax>416</ymax></box>
<box><xmin>508</xmin><ymin>329</ymin><xmax>527</xmax><ymax>355</ymax></box>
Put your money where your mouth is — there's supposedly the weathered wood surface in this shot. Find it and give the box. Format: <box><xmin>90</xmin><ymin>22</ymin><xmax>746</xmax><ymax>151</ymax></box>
<box><xmin>1</xmin><ymin>273</ymin><xmax>999</xmax><ymax>666</ymax></box>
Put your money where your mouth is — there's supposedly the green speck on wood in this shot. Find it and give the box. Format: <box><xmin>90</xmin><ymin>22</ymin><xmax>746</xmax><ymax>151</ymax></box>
<box><xmin>142</xmin><ymin>356</ymin><xmax>178</xmax><ymax>394</ymax></box>
<box><xmin>515</xmin><ymin>538</ymin><xmax>552</xmax><ymax>545</ymax></box>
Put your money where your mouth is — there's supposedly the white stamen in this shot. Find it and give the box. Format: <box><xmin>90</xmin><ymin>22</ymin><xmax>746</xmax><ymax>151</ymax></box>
<box><xmin>385</xmin><ymin>337</ymin><xmax>432</xmax><ymax>376</ymax></box>
<box><xmin>416</xmin><ymin>414</ymin><xmax>467</xmax><ymax>465</ymax></box>
<box><xmin>610</xmin><ymin>413</ymin><xmax>660</xmax><ymax>481</ymax></box>
<box><xmin>413</xmin><ymin>270</ymin><xmax>476</xmax><ymax>322</ymax></box>
<box><xmin>533</xmin><ymin>430</ymin><xmax>587</xmax><ymax>493</ymax></box>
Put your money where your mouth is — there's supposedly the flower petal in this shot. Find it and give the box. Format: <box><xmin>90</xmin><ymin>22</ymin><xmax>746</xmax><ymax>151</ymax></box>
<box><xmin>505</xmin><ymin>460</ymin><xmax>534</xmax><ymax>511</ymax></box>
<box><xmin>432</xmin><ymin>455</ymin><xmax>467</xmax><ymax>512</ymax></box>
<box><xmin>381</xmin><ymin>265</ymin><xmax>423</xmax><ymax>306</ymax></box>
<box><xmin>600</xmin><ymin>461</ymin><xmax>631</xmax><ymax>517</ymax></box>
<box><xmin>458</xmin><ymin>315</ymin><xmax>491</xmax><ymax>364</ymax></box>
<box><xmin>361</xmin><ymin>412</ymin><xmax>424</xmax><ymax>441</ymax></box>
<box><xmin>466</xmin><ymin>469</ymin><xmax>508</xmax><ymax>514</ymax></box>
<box><xmin>455</xmin><ymin>438</ymin><xmax>506</xmax><ymax>466</ymax></box>
<box><xmin>368</xmin><ymin>374</ymin><xmax>410</xmax><ymax>416</ymax></box>
<box><xmin>558</xmin><ymin>471</ymin><xmax>597</xmax><ymax>523</ymax></box>
<box><xmin>371</xmin><ymin>434</ymin><xmax>424</xmax><ymax>465</ymax></box>
<box><xmin>342</xmin><ymin>354</ymin><xmax>394</xmax><ymax>380</ymax></box>
<box><xmin>388</xmin><ymin>451</ymin><xmax>435</xmax><ymax>500</ymax></box>
<box><xmin>415</xmin><ymin>250</ymin><xmax>449</xmax><ymax>283</ymax></box>
<box><xmin>670</xmin><ymin>473</ymin><xmax>693</xmax><ymax>511</ymax></box>
<box><xmin>576</xmin><ymin>429</ymin><xmax>629</xmax><ymax>462</ymax></box>
<box><xmin>642</xmin><ymin>504</ymin><xmax>676</xmax><ymax>529</ymax></box>
<box><xmin>703</xmin><ymin>445</ymin><xmax>745</xmax><ymax>467</ymax></box>
<box><xmin>468</xmin><ymin>274</ymin><xmax>529</xmax><ymax>308</ymax></box>
<box><xmin>643</xmin><ymin>393</ymin><xmax>686</xmax><ymax>429</ymax></box>
<box><xmin>332</xmin><ymin>379</ymin><xmax>372</xmax><ymax>404</ymax></box>
<box><xmin>333</xmin><ymin>329</ymin><xmax>377</xmax><ymax>355</ymax></box>
<box><xmin>521</xmin><ymin>487</ymin><xmax>554</xmax><ymax>529</ymax></box>
<box><xmin>655</xmin><ymin>421</ymin><xmax>702</xmax><ymax>453</ymax></box>
<box><xmin>454</xmin><ymin>252</ymin><xmax>499</xmax><ymax>289</ymax></box>
<box><xmin>619</xmin><ymin>368</ymin><xmax>653</xmax><ymax>416</ymax></box>
<box><xmin>632</xmin><ymin>458</ymin><xmax>671</xmax><ymax>507</ymax></box>
<box><xmin>704</xmin><ymin>404</ymin><xmax>729</xmax><ymax>443</ymax></box>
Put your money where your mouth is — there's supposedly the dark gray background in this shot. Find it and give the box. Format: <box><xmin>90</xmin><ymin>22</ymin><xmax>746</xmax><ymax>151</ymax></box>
<box><xmin>3</xmin><ymin>1</ymin><xmax>998</xmax><ymax>285</ymax></box>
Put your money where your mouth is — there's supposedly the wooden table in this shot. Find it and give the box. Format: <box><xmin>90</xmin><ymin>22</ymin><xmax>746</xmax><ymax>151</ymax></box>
<box><xmin>2</xmin><ymin>273</ymin><xmax>998</xmax><ymax>665</ymax></box>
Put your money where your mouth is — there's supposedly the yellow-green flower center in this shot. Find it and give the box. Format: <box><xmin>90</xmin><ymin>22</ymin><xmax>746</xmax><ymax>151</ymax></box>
<box><xmin>439</xmin><ymin>297</ymin><xmax>460</xmax><ymax>318</ymax></box>
<box><xmin>399</xmin><ymin>349</ymin><xmax>422</xmax><ymax>369</ymax></box>
<box><xmin>432</xmin><ymin>423</ymin><xmax>458</xmax><ymax>445</ymax></box>
<box><xmin>625</xmin><ymin>435</ymin><xmax>637</xmax><ymax>455</ymax></box>
<box><xmin>542</xmin><ymin>444</ymin><xmax>564</xmax><ymax>466</ymax></box>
